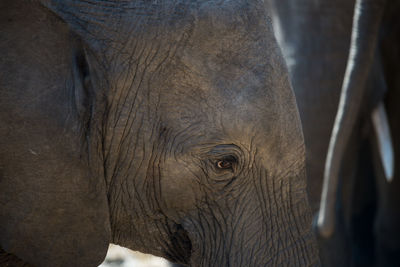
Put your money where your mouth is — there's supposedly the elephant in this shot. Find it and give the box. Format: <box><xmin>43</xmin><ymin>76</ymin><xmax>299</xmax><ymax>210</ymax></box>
<box><xmin>268</xmin><ymin>0</ymin><xmax>400</xmax><ymax>266</ymax></box>
<box><xmin>319</xmin><ymin>0</ymin><xmax>400</xmax><ymax>266</ymax></box>
<box><xmin>0</xmin><ymin>0</ymin><xmax>320</xmax><ymax>266</ymax></box>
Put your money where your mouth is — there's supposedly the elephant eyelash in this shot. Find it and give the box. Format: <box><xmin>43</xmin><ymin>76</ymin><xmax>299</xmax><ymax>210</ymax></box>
<box><xmin>200</xmin><ymin>144</ymin><xmax>244</xmax><ymax>176</ymax></box>
<box><xmin>213</xmin><ymin>155</ymin><xmax>238</xmax><ymax>173</ymax></box>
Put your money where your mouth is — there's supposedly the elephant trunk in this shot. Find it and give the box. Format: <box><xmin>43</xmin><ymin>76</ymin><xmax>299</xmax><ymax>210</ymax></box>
<box><xmin>186</xmin><ymin>211</ymin><xmax>319</xmax><ymax>266</ymax></box>
<box><xmin>185</xmin><ymin>171</ymin><xmax>320</xmax><ymax>266</ymax></box>
<box><xmin>317</xmin><ymin>0</ymin><xmax>386</xmax><ymax>239</ymax></box>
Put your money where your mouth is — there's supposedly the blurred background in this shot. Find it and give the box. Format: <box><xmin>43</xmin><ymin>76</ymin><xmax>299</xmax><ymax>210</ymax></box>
<box><xmin>99</xmin><ymin>245</ymin><xmax>173</xmax><ymax>267</ymax></box>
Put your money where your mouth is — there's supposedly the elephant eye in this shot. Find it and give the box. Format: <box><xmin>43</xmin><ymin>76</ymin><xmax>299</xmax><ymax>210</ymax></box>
<box><xmin>215</xmin><ymin>156</ymin><xmax>237</xmax><ymax>171</ymax></box>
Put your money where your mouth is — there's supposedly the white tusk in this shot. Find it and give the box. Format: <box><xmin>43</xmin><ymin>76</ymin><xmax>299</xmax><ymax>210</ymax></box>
<box><xmin>371</xmin><ymin>102</ymin><xmax>394</xmax><ymax>182</ymax></box>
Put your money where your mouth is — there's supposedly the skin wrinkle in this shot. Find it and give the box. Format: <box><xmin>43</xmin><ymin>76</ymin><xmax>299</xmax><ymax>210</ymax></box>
<box><xmin>106</xmin><ymin>116</ymin><xmax>137</xmax><ymax>198</ymax></box>
<box><xmin>204</xmin><ymin>205</ymin><xmax>224</xmax><ymax>265</ymax></box>
<box><xmin>291</xmin><ymin>180</ymin><xmax>315</xmax><ymax>265</ymax></box>
<box><xmin>55</xmin><ymin>8</ymin><xmax>101</xmax><ymax>41</ymax></box>
<box><xmin>269</xmin><ymin>174</ymin><xmax>288</xmax><ymax>265</ymax></box>
<box><xmin>285</xmin><ymin>180</ymin><xmax>305</xmax><ymax>265</ymax></box>
<box><xmin>258</xmin><ymin>169</ymin><xmax>277</xmax><ymax>263</ymax></box>
<box><xmin>155</xmin><ymin>131</ymin><xmax>170</xmax><ymax>207</ymax></box>
<box><xmin>255</xmin><ymin>167</ymin><xmax>270</xmax><ymax>239</ymax></box>
<box><xmin>110</xmin><ymin>33</ymin><xmax>149</xmax><ymax>105</ymax></box>
<box><xmin>150</xmin><ymin>141</ymin><xmax>165</xmax><ymax>212</ymax></box>
<box><xmin>118</xmin><ymin>118</ymin><xmax>145</xmax><ymax>191</ymax></box>
<box><xmin>104</xmin><ymin>23</ymin><xmax>195</xmax><ymax>207</ymax></box>
<box><xmin>285</xmin><ymin>177</ymin><xmax>310</xmax><ymax>263</ymax></box>
<box><xmin>106</xmin><ymin>52</ymin><xmax>150</xmax><ymax>186</ymax></box>
<box><xmin>231</xmin><ymin>198</ymin><xmax>259</xmax><ymax>260</ymax></box>
<box><xmin>207</xmin><ymin>208</ymin><xmax>227</xmax><ymax>266</ymax></box>
<box><xmin>111</xmin><ymin>42</ymin><xmax>141</xmax><ymax>126</ymax></box>
<box><xmin>189</xmin><ymin>166</ymin><xmax>258</xmax><ymax>264</ymax></box>
<box><xmin>114</xmin><ymin>115</ymin><xmax>143</xmax><ymax>177</ymax></box>
<box><xmin>275</xmin><ymin>178</ymin><xmax>297</xmax><ymax>263</ymax></box>
<box><xmin>195</xmin><ymin>195</ymin><xmax>258</xmax><ymax>266</ymax></box>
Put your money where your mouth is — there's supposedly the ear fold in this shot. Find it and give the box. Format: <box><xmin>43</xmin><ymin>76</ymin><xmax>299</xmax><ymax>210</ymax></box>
<box><xmin>0</xmin><ymin>1</ymin><xmax>110</xmax><ymax>266</ymax></box>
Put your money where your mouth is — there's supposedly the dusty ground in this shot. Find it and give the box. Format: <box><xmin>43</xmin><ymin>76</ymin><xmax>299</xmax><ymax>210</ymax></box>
<box><xmin>99</xmin><ymin>245</ymin><xmax>172</xmax><ymax>267</ymax></box>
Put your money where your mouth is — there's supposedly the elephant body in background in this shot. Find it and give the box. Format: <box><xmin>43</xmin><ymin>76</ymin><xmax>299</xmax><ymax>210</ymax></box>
<box><xmin>269</xmin><ymin>0</ymin><xmax>400</xmax><ymax>266</ymax></box>
<box><xmin>0</xmin><ymin>1</ymin><xmax>320</xmax><ymax>266</ymax></box>
<box><xmin>372</xmin><ymin>1</ymin><xmax>400</xmax><ymax>265</ymax></box>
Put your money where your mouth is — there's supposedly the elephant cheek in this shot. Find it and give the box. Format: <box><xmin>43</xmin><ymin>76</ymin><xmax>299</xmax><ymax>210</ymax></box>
<box><xmin>160</xmin><ymin>160</ymin><xmax>198</xmax><ymax>219</ymax></box>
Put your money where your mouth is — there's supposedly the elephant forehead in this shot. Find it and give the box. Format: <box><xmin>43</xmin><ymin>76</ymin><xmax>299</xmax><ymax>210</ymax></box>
<box><xmin>102</xmin><ymin>1</ymin><xmax>274</xmax><ymax>67</ymax></box>
<box><xmin>47</xmin><ymin>0</ymin><xmax>273</xmax><ymax>58</ymax></box>
<box><xmin>162</xmin><ymin>69</ymin><xmax>273</xmax><ymax>127</ymax></box>
<box><xmin>159</xmin><ymin>76</ymin><xmax>295</xmax><ymax>155</ymax></box>
<box><xmin>158</xmin><ymin>46</ymin><xmax>303</xmax><ymax>165</ymax></box>
<box><xmin>160</xmin><ymin>46</ymin><xmax>289</xmax><ymax>137</ymax></box>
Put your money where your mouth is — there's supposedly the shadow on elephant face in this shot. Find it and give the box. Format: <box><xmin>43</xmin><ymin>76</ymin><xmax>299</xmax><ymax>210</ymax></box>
<box><xmin>0</xmin><ymin>0</ymin><xmax>319</xmax><ymax>266</ymax></box>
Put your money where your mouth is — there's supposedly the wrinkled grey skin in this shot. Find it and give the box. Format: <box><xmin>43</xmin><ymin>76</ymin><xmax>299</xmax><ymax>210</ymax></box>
<box><xmin>0</xmin><ymin>1</ymin><xmax>320</xmax><ymax>266</ymax></box>
<box><xmin>268</xmin><ymin>0</ymin><xmax>400</xmax><ymax>266</ymax></box>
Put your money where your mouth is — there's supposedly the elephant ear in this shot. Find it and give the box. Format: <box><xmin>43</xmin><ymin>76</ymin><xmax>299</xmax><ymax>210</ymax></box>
<box><xmin>0</xmin><ymin>1</ymin><xmax>110</xmax><ymax>266</ymax></box>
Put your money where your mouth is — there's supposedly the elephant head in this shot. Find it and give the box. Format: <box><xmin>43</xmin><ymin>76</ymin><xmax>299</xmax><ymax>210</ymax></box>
<box><xmin>0</xmin><ymin>0</ymin><xmax>319</xmax><ymax>266</ymax></box>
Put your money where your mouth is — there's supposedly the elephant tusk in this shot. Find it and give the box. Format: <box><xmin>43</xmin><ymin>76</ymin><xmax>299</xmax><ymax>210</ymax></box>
<box><xmin>372</xmin><ymin>102</ymin><xmax>394</xmax><ymax>182</ymax></box>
